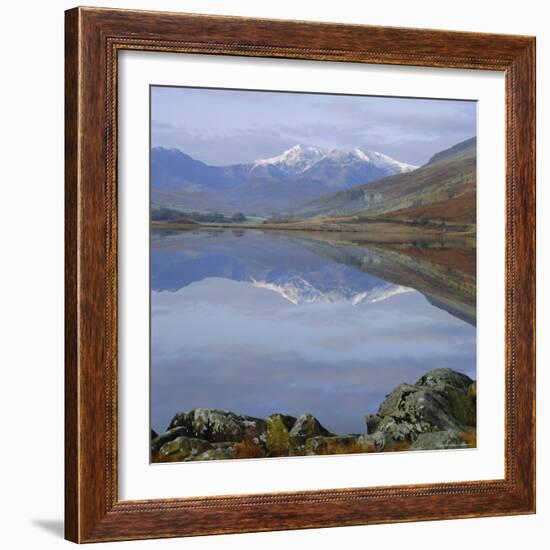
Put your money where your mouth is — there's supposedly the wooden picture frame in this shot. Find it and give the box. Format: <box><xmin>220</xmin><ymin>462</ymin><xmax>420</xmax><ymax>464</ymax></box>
<box><xmin>65</xmin><ymin>6</ymin><xmax>536</xmax><ymax>543</ymax></box>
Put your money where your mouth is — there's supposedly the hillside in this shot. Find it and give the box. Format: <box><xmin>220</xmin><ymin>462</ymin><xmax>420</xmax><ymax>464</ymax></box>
<box><xmin>289</xmin><ymin>137</ymin><xmax>476</xmax><ymax>226</ymax></box>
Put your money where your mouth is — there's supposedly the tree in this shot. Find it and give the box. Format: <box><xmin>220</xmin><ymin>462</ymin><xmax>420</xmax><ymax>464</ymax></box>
<box><xmin>230</xmin><ymin>212</ymin><xmax>246</xmax><ymax>223</ymax></box>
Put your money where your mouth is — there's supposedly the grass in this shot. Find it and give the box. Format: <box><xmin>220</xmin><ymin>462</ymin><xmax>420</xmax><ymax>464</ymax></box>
<box><xmin>152</xmin><ymin>432</ymin><xmax>463</xmax><ymax>463</ymax></box>
<box><xmin>309</xmin><ymin>440</ymin><xmax>411</xmax><ymax>456</ymax></box>
<box><xmin>322</xmin><ymin>442</ymin><xmax>374</xmax><ymax>455</ymax></box>
<box><xmin>384</xmin><ymin>440</ymin><xmax>413</xmax><ymax>452</ymax></box>
<box><xmin>234</xmin><ymin>440</ymin><xmax>266</xmax><ymax>459</ymax></box>
<box><xmin>460</xmin><ymin>430</ymin><xmax>477</xmax><ymax>448</ymax></box>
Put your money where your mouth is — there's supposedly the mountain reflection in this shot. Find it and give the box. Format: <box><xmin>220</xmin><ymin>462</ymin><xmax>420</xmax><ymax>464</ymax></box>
<box><xmin>151</xmin><ymin>229</ymin><xmax>475</xmax><ymax>325</ymax></box>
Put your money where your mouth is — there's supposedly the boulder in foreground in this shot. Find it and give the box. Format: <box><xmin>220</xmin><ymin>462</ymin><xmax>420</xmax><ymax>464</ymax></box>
<box><xmin>151</xmin><ymin>368</ymin><xmax>476</xmax><ymax>462</ymax></box>
<box><xmin>363</xmin><ymin>368</ymin><xmax>476</xmax><ymax>450</ymax></box>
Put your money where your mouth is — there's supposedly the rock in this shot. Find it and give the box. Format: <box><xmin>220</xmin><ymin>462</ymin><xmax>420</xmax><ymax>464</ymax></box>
<box><xmin>377</xmin><ymin>382</ymin><xmax>460</xmax><ymax>431</ymax></box>
<box><xmin>445</xmin><ymin>387</ymin><xmax>477</xmax><ymax>427</ymax></box>
<box><xmin>364</xmin><ymin>368</ymin><xmax>476</xmax><ymax>451</ymax></box>
<box><xmin>365</xmin><ymin>414</ymin><xmax>382</xmax><ymax>435</ymax></box>
<box><xmin>168</xmin><ymin>408</ymin><xmax>266</xmax><ymax>444</ymax></box>
<box><xmin>265</xmin><ymin>414</ymin><xmax>296</xmax><ymax>455</ymax></box>
<box><xmin>358</xmin><ymin>432</ymin><xmax>386</xmax><ymax>451</ymax></box>
<box><xmin>289</xmin><ymin>414</ymin><xmax>333</xmax><ymax>446</ymax></box>
<box><xmin>154</xmin><ymin>369</ymin><xmax>477</xmax><ymax>459</ymax></box>
<box><xmin>191</xmin><ymin>447</ymin><xmax>237</xmax><ymax>461</ymax></box>
<box><xmin>416</xmin><ymin>368</ymin><xmax>473</xmax><ymax>394</ymax></box>
<box><xmin>411</xmin><ymin>429</ymin><xmax>469</xmax><ymax>450</ymax></box>
<box><xmin>377</xmin><ymin>376</ymin><xmax>475</xmax><ymax>433</ymax></box>
<box><xmin>157</xmin><ymin>436</ymin><xmax>212</xmax><ymax>462</ymax></box>
<box><xmin>151</xmin><ymin>426</ymin><xmax>191</xmax><ymax>454</ymax></box>
<box><xmin>212</xmin><ymin>441</ymin><xmax>235</xmax><ymax>449</ymax></box>
<box><xmin>151</xmin><ymin>429</ymin><xmax>159</xmax><ymax>440</ymax></box>
<box><xmin>304</xmin><ymin>435</ymin><xmax>360</xmax><ymax>455</ymax></box>
<box><xmin>376</xmin><ymin>416</ymin><xmax>423</xmax><ymax>443</ymax></box>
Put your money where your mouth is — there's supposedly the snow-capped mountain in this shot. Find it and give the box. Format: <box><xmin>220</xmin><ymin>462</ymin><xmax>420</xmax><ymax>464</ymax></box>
<box><xmin>353</xmin><ymin>147</ymin><xmax>417</xmax><ymax>173</ymax></box>
<box><xmin>151</xmin><ymin>144</ymin><xmax>417</xmax><ymax>214</ymax></box>
<box><xmin>252</xmin><ymin>144</ymin><xmax>327</xmax><ymax>174</ymax></box>
<box><xmin>251</xmin><ymin>144</ymin><xmax>416</xmax><ymax>177</ymax></box>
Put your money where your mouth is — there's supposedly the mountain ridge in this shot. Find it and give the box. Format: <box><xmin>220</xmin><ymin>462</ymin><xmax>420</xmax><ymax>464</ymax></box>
<box><xmin>287</xmin><ymin>137</ymin><xmax>476</xmax><ymax>224</ymax></box>
<box><xmin>151</xmin><ymin>144</ymin><xmax>416</xmax><ymax>214</ymax></box>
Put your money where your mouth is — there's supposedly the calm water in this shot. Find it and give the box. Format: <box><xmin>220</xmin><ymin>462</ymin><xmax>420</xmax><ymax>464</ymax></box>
<box><xmin>151</xmin><ymin>229</ymin><xmax>476</xmax><ymax>435</ymax></box>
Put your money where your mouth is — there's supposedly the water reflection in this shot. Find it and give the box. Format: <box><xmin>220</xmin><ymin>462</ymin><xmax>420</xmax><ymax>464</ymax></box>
<box><xmin>151</xmin><ymin>229</ymin><xmax>476</xmax><ymax>435</ymax></box>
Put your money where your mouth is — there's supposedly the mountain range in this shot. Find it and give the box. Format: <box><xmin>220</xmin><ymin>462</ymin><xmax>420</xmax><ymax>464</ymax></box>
<box><xmin>151</xmin><ymin>144</ymin><xmax>416</xmax><ymax>214</ymax></box>
<box><xmin>288</xmin><ymin>137</ymin><xmax>476</xmax><ymax>224</ymax></box>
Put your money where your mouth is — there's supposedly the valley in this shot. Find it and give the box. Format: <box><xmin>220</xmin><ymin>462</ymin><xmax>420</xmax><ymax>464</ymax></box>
<box><xmin>151</xmin><ymin>137</ymin><xmax>476</xmax><ymax>243</ymax></box>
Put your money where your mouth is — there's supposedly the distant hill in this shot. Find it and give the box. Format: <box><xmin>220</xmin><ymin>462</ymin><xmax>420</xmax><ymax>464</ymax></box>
<box><xmin>425</xmin><ymin>137</ymin><xmax>476</xmax><ymax>166</ymax></box>
<box><xmin>289</xmin><ymin>137</ymin><xmax>476</xmax><ymax>225</ymax></box>
<box><xmin>151</xmin><ymin>144</ymin><xmax>416</xmax><ymax>215</ymax></box>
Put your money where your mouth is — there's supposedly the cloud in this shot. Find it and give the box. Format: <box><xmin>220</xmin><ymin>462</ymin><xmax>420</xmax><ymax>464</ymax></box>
<box><xmin>151</xmin><ymin>89</ymin><xmax>476</xmax><ymax>166</ymax></box>
<box><xmin>151</xmin><ymin>86</ymin><xmax>476</xmax><ymax>165</ymax></box>
<box><xmin>314</xmin><ymin>97</ymin><xmax>475</xmax><ymax>133</ymax></box>
<box><xmin>151</xmin><ymin>277</ymin><xmax>476</xmax><ymax>434</ymax></box>
<box><xmin>151</xmin><ymin>120</ymin><xmax>176</xmax><ymax>129</ymax></box>
<box><xmin>152</xmin><ymin>114</ymin><xmax>475</xmax><ymax>165</ymax></box>
<box><xmin>152</xmin><ymin>123</ymin><xmax>296</xmax><ymax>165</ymax></box>
<box><xmin>151</xmin><ymin>346</ymin><xmax>475</xmax><ymax>435</ymax></box>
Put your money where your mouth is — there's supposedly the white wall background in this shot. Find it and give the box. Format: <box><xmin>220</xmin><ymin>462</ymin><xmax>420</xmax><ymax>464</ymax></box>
<box><xmin>0</xmin><ymin>1</ymin><xmax>546</xmax><ymax>548</ymax></box>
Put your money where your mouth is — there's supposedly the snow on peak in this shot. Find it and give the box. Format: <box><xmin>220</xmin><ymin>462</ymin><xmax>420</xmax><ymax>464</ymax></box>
<box><xmin>253</xmin><ymin>144</ymin><xmax>326</xmax><ymax>174</ymax></box>
<box><xmin>252</xmin><ymin>144</ymin><xmax>417</xmax><ymax>175</ymax></box>
<box><xmin>354</xmin><ymin>147</ymin><xmax>417</xmax><ymax>172</ymax></box>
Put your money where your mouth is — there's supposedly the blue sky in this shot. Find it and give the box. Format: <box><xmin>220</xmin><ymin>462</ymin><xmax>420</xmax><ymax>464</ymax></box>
<box><xmin>151</xmin><ymin>86</ymin><xmax>476</xmax><ymax>166</ymax></box>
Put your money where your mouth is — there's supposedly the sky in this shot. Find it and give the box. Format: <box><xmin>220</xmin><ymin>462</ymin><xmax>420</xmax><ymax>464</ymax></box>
<box><xmin>151</xmin><ymin>85</ymin><xmax>477</xmax><ymax>166</ymax></box>
<box><xmin>151</xmin><ymin>277</ymin><xmax>475</xmax><ymax>435</ymax></box>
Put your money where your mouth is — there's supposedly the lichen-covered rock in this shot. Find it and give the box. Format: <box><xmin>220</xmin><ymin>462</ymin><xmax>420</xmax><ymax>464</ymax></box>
<box><xmin>304</xmin><ymin>435</ymin><xmax>360</xmax><ymax>455</ymax></box>
<box><xmin>212</xmin><ymin>441</ymin><xmax>236</xmax><ymax>449</ymax></box>
<box><xmin>365</xmin><ymin>414</ymin><xmax>382</xmax><ymax>435</ymax></box>
<box><xmin>365</xmin><ymin>368</ymin><xmax>476</xmax><ymax>450</ymax></box>
<box><xmin>289</xmin><ymin>414</ymin><xmax>333</xmax><ymax>446</ymax></box>
<box><xmin>151</xmin><ymin>426</ymin><xmax>191</xmax><ymax>454</ymax></box>
<box><xmin>416</xmin><ymin>368</ymin><xmax>473</xmax><ymax>394</ymax></box>
<box><xmin>376</xmin><ymin>416</ymin><xmax>426</xmax><ymax>443</ymax></box>
<box><xmin>168</xmin><ymin>408</ymin><xmax>267</xmax><ymax>444</ymax></box>
<box><xmin>410</xmin><ymin>429</ymin><xmax>469</xmax><ymax>450</ymax></box>
<box><xmin>157</xmin><ymin>436</ymin><xmax>212</xmax><ymax>462</ymax></box>
<box><xmin>191</xmin><ymin>447</ymin><xmax>237</xmax><ymax>461</ymax></box>
<box><xmin>358</xmin><ymin>432</ymin><xmax>386</xmax><ymax>451</ymax></box>
<box><xmin>265</xmin><ymin>414</ymin><xmax>296</xmax><ymax>455</ymax></box>
<box><xmin>153</xmin><ymin>369</ymin><xmax>477</xmax><ymax>460</ymax></box>
<box><xmin>376</xmin><ymin>370</ymin><xmax>475</xmax><ymax>432</ymax></box>
<box><xmin>445</xmin><ymin>386</ymin><xmax>477</xmax><ymax>427</ymax></box>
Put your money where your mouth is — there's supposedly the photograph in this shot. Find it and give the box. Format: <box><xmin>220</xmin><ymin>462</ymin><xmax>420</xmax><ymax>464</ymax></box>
<box><xmin>149</xmin><ymin>86</ymin><xmax>478</xmax><ymax>463</ymax></box>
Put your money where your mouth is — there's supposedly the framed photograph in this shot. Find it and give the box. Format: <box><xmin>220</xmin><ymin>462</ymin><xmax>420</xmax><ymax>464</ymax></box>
<box><xmin>65</xmin><ymin>7</ymin><xmax>535</xmax><ymax>543</ymax></box>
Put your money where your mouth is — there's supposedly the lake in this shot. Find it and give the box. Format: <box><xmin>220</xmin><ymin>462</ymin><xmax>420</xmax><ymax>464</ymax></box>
<box><xmin>151</xmin><ymin>228</ymin><xmax>476</xmax><ymax>436</ymax></box>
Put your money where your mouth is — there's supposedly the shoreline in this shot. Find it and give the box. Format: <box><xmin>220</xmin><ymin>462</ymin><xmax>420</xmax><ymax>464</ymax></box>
<box><xmin>151</xmin><ymin>219</ymin><xmax>475</xmax><ymax>244</ymax></box>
